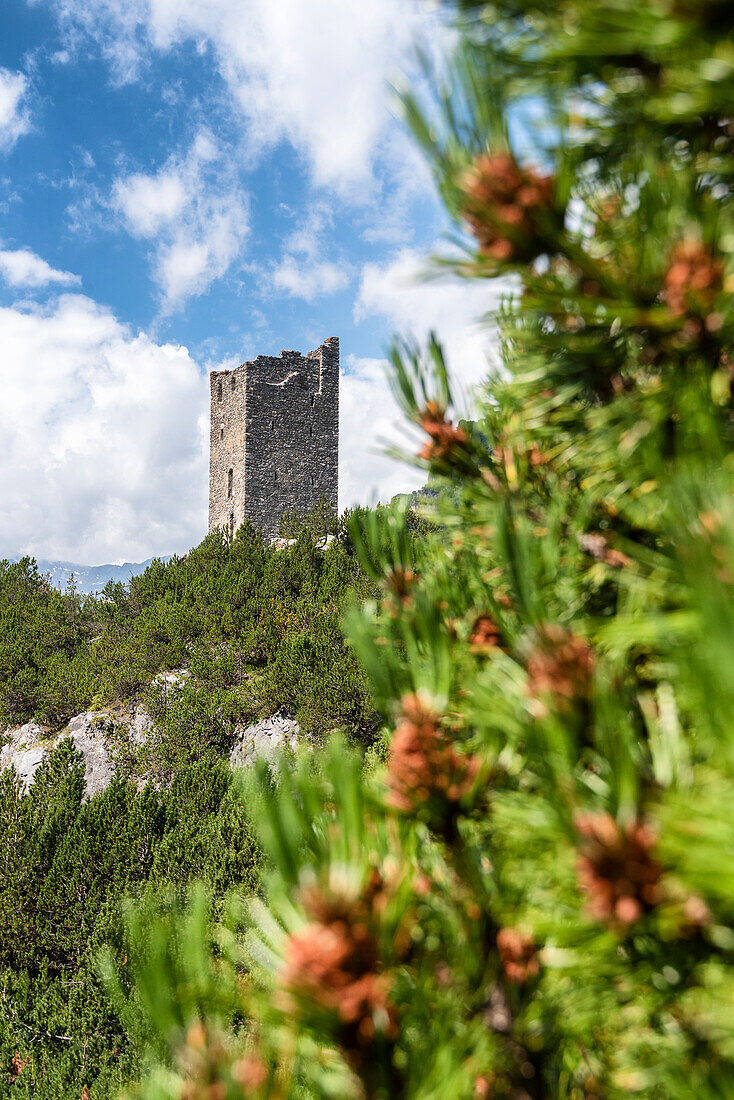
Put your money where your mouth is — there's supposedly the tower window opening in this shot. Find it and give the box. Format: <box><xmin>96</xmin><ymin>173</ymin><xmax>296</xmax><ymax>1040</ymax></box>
<box><xmin>220</xmin><ymin>427</ymin><xmax>224</xmax><ymax>441</ymax></box>
<box><xmin>231</xmin><ymin>376</ymin><xmax>236</xmax><ymax>391</ymax></box>
<box><xmin>309</xmin><ymin>425</ymin><xmax>312</xmax><ymax>437</ymax></box>
<box><xmin>271</xmin><ymin>420</ymin><xmax>274</xmax><ymax>431</ymax></box>
<box><xmin>310</xmin><ymin>394</ymin><xmax>315</xmax><ymax>407</ymax></box>
<box><xmin>274</xmin><ymin>470</ymin><xmax>278</xmax><ymax>483</ymax></box>
<box><xmin>229</xmin><ymin>512</ymin><xmax>235</xmax><ymax>537</ymax></box>
<box><xmin>217</xmin><ymin>380</ymin><xmax>223</xmax><ymax>402</ymax></box>
<box><xmin>227</xmin><ymin>468</ymin><xmax>233</xmax><ymax>499</ymax></box>
<box><xmin>310</xmin><ymin>474</ymin><xmax>315</xmax><ymax>487</ymax></box>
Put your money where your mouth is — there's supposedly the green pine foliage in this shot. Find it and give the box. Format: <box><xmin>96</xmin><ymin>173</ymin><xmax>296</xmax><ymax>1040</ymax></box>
<box><xmin>109</xmin><ymin>3</ymin><xmax>734</xmax><ymax>1099</ymax></box>
<box><xmin>1</xmin><ymin>507</ymin><xmax>429</xmax><ymax>1094</ymax></box>
<box><xmin>0</xmin><ymin>511</ymin><xmax>386</xmax><ymax>740</ymax></box>
<box><xmin>0</xmin><ymin>741</ymin><xmax>260</xmax><ymax>1097</ymax></box>
<box><xmin>277</xmin><ymin>495</ymin><xmax>340</xmax><ymax>542</ymax></box>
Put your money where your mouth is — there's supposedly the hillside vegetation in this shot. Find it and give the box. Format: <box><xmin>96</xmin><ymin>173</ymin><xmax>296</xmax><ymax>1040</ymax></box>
<box><xmin>0</xmin><ymin>517</ymin><xmax>381</xmax><ymax>741</ymax></box>
<box><xmin>0</xmin><ymin>509</ymin><xmax>428</xmax><ymax>1096</ymax></box>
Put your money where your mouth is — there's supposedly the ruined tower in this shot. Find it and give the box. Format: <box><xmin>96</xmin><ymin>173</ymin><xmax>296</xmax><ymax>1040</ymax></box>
<box><xmin>208</xmin><ymin>337</ymin><xmax>339</xmax><ymax>541</ymax></box>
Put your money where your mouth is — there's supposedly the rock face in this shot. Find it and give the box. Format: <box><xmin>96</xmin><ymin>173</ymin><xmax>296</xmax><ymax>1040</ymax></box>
<box><xmin>0</xmin><ymin>722</ymin><xmax>49</xmax><ymax>791</ymax></box>
<box><xmin>1</xmin><ymin>704</ymin><xmax>304</xmax><ymax>795</ymax></box>
<box><xmin>65</xmin><ymin>713</ymin><xmax>117</xmax><ymax>796</ymax></box>
<box><xmin>229</xmin><ymin>712</ymin><xmax>301</xmax><ymax>770</ymax></box>
<box><xmin>0</xmin><ymin>712</ymin><xmax>115</xmax><ymax>797</ymax></box>
<box><xmin>129</xmin><ymin>703</ymin><xmax>154</xmax><ymax>745</ymax></box>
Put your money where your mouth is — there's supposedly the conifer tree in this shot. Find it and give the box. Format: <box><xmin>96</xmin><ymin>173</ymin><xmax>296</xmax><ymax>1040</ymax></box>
<box><xmin>115</xmin><ymin>3</ymin><xmax>734</xmax><ymax>1098</ymax></box>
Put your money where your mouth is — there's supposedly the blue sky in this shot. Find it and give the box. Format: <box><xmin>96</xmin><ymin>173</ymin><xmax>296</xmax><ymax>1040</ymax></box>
<box><xmin>0</xmin><ymin>0</ymin><xmax>494</xmax><ymax>563</ymax></box>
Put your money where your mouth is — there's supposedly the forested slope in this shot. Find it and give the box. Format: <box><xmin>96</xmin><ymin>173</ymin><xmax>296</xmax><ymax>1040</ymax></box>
<box><xmin>0</xmin><ymin>509</ymin><xmax>426</xmax><ymax>1096</ymax></box>
<box><xmin>0</xmin><ymin>518</ymin><xmax>378</xmax><ymax>739</ymax></box>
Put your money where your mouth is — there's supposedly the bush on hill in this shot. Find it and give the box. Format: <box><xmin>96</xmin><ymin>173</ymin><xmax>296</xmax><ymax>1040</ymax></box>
<box><xmin>0</xmin><ymin>503</ymin><xmax>430</xmax><ymax>1096</ymax></box>
<box><xmin>0</xmin><ymin>506</ymin><xmax>416</xmax><ymax>743</ymax></box>
<box><xmin>0</xmin><ymin>741</ymin><xmax>260</xmax><ymax>1098</ymax></box>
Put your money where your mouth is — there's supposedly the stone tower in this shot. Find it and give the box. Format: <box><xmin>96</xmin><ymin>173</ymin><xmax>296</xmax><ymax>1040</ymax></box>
<box><xmin>208</xmin><ymin>337</ymin><xmax>339</xmax><ymax>541</ymax></box>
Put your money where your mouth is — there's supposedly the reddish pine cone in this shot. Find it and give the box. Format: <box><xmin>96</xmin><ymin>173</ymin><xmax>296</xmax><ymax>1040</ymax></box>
<box><xmin>388</xmin><ymin>693</ymin><xmax>478</xmax><ymax>813</ymax></box>
<box><xmin>575</xmin><ymin>813</ymin><xmax>662</xmax><ymax>926</ymax></box>
<box><xmin>497</xmin><ymin>928</ymin><xmax>539</xmax><ymax>985</ymax></box>
<box><xmin>10</xmin><ymin>1052</ymin><xmax>30</xmax><ymax>1080</ymax></box>
<box><xmin>282</xmin><ymin>917</ymin><xmax>391</xmax><ymax>1032</ymax></box>
<box><xmin>459</xmin><ymin>152</ymin><xmax>556</xmax><ymax>262</ymax></box>
<box><xmin>526</xmin><ymin>624</ymin><xmax>595</xmax><ymax>709</ymax></box>
<box><xmin>664</xmin><ymin>239</ymin><xmax>723</xmax><ymax>316</ymax></box>
<box><xmin>382</xmin><ymin>566</ymin><xmax>419</xmax><ymax>607</ymax></box>
<box><xmin>280</xmin><ymin>870</ymin><xmax>397</xmax><ymax>1059</ymax></box>
<box><xmin>469</xmin><ymin>614</ymin><xmax>503</xmax><ymax>651</ymax></box>
<box><xmin>418</xmin><ymin>401</ymin><xmax>469</xmax><ymax>464</ymax></box>
<box><xmin>232</xmin><ymin>1054</ymin><xmax>268</xmax><ymax>1090</ymax></box>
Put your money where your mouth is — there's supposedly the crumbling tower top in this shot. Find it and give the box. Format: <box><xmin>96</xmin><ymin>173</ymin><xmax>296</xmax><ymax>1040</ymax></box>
<box><xmin>208</xmin><ymin>337</ymin><xmax>339</xmax><ymax>540</ymax></box>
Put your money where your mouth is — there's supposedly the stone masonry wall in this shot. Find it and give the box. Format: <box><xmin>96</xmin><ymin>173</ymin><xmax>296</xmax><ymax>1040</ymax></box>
<box><xmin>208</xmin><ymin>361</ymin><xmax>248</xmax><ymax>537</ymax></box>
<box><xmin>208</xmin><ymin>337</ymin><xmax>339</xmax><ymax>541</ymax></box>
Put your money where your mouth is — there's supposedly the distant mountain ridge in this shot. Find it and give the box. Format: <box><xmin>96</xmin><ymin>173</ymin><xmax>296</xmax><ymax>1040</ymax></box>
<box><xmin>10</xmin><ymin>556</ymin><xmax>170</xmax><ymax>595</ymax></box>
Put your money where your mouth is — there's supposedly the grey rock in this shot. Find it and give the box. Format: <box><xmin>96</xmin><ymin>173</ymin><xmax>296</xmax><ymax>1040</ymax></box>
<box><xmin>1</xmin><ymin>713</ymin><xmax>115</xmax><ymax>797</ymax></box>
<box><xmin>0</xmin><ymin>722</ymin><xmax>51</xmax><ymax>790</ymax></box>
<box><xmin>230</xmin><ymin>711</ymin><xmax>302</xmax><ymax>770</ymax></box>
<box><xmin>129</xmin><ymin>704</ymin><xmax>154</xmax><ymax>746</ymax></box>
<box><xmin>64</xmin><ymin>712</ymin><xmax>117</xmax><ymax>797</ymax></box>
<box><xmin>2</xmin><ymin>701</ymin><xmax>307</xmax><ymax>795</ymax></box>
<box><xmin>153</xmin><ymin>669</ymin><xmax>192</xmax><ymax>702</ymax></box>
<box><xmin>155</xmin><ymin>669</ymin><xmax>191</xmax><ymax>688</ymax></box>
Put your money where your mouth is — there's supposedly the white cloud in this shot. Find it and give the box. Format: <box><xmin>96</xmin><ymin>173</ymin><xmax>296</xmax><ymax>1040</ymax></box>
<box><xmin>0</xmin><ymin>68</ymin><xmax>31</xmax><ymax>153</ymax></box>
<box><xmin>0</xmin><ymin>247</ymin><xmax>80</xmax><ymax>289</ymax></box>
<box><xmin>339</xmin><ymin>354</ymin><xmax>422</xmax><ymax>509</ymax></box>
<box><xmin>48</xmin><ymin>0</ymin><xmax>428</xmax><ymax>192</ymax></box>
<box><xmin>355</xmin><ymin>248</ymin><xmax>510</xmax><ymax>414</ymax></box>
<box><xmin>111</xmin><ymin>130</ymin><xmax>249</xmax><ymax>309</ymax></box>
<box><xmin>271</xmin><ymin>256</ymin><xmax>349</xmax><ymax>301</ymax></box>
<box><xmin>268</xmin><ymin>205</ymin><xmax>350</xmax><ymax>301</ymax></box>
<box><xmin>112</xmin><ymin>170</ymin><xmax>187</xmax><ymax>237</ymax></box>
<box><xmin>338</xmin><ymin>250</ymin><xmax>514</xmax><ymax>506</ymax></box>
<box><xmin>0</xmin><ymin>294</ymin><xmax>208</xmax><ymax>563</ymax></box>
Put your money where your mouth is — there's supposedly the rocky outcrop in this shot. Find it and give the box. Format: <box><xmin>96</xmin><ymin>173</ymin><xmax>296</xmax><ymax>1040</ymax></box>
<box><xmin>0</xmin><ymin>712</ymin><xmax>116</xmax><ymax>797</ymax></box>
<box><xmin>229</xmin><ymin>711</ymin><xmax>301</xmax><ymax>770</ymax></box>
<box><xmin>0</xmin><ymin>722</ymin><xmax>50</xmax><ymax>791</ymax></box>
<box><xmin>129</xmin><ymin>703</ymin><xmax>154</xmax><ymax>745</ymax></box>
<box><xmin>154</xmin><ymin>669</ymin><xmax>192</xmax><ymax>691</ymax></box>
<box><xmin>1</xmin><ymin>701</ymin><xmax>305</xmax><ymax>795</ymax></box>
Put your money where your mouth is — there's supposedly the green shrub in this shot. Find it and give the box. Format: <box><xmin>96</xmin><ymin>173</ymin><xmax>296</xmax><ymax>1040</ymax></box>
<box><xmin>0</xmin><ymin>742</ymin><xmax>260</xmax><ymax>1097</ymax></box>
<box><xmin>0</xmin><ymin>515</ymin><xmax>405</xmax><ymax>744</ymax></box>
